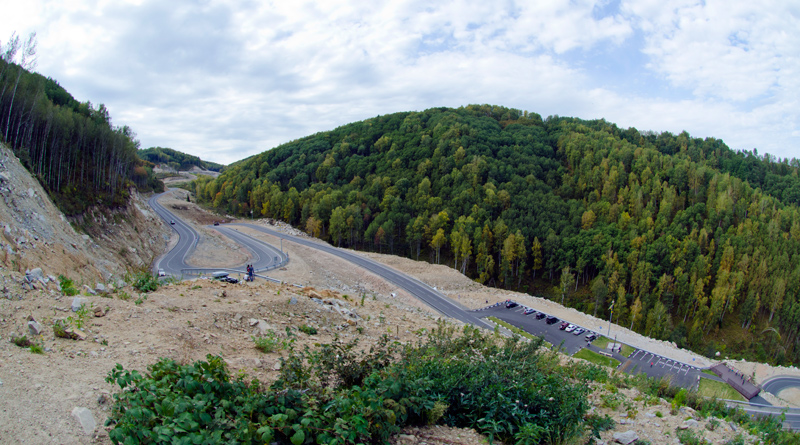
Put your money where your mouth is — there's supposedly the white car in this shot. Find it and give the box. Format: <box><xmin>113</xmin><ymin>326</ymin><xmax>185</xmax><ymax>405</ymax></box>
<box><xmin>157</xmin><ymin>268</ymin><xmax>166</xmax><ymax>277</ymax></box>
<box><xmin>565</xmin><ymin>324</ymin><xmax>576</xmax><ymax>332</ymax></box>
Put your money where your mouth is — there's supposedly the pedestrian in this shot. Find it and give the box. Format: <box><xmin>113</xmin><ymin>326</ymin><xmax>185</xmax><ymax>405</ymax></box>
<box><xmin>650</xmin><ymin>362</ymin><xmax>653</xmax><ymax>367</ymax></box>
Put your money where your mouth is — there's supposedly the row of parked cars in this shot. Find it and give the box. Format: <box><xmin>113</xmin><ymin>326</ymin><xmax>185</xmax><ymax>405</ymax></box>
<box><xmin>505</xmin><ymin>300</ymin><xmax>598</xmax><ymax>342</ymax></box>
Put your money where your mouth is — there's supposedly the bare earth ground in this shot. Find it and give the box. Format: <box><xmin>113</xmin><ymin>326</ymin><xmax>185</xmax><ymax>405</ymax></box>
<box><xmin>0</xmin><ymin>181</ymin><xmax>796</xmax><ymax>443</ymax></box>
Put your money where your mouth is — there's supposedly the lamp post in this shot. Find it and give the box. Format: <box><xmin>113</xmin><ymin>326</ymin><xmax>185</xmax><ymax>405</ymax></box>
<box><xmin>607</xmin><ymin>299</ymin><xmax>615</xmax><ymax>342</ymax></box>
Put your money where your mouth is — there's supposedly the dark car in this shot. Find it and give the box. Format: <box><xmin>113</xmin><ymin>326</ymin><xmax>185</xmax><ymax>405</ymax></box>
<box><xmin>523</xmin><ymin>307</ymin><xmax>535</xmax><ymax>315</ymax></box>
<box><xmin>214</xmin><ymin>221</ymin><xmax>220</xmax><ymax>226</ymax></box>
<box><xmin>535</xmin><ymin>312</ymin><xmax>546</xmax><ymax>320</ymax></box>
<box><xmin>585</xmin><ymin>333</ymin><xmax>598</xmax><ymax>342</ymax></box>
<box><xmin>545</xmin><ymin>316</ymin><xmax>559</xmax><ymax>324</ymax></box>
<box><xmin>559</xmin><ymin>321</ymin><xmax>569</xmax><ymax>330</ymax></box>
<box><xmin>506</xmin><ymin>301</ymin><xmax>518</xmax><ymax>308</ymax></box>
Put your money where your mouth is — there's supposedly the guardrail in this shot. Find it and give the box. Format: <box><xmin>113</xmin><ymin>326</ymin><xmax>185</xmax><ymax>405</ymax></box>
<box><xmin>180</xmin><ymin>252</ymin><xmax>290</xmax><ymax>278</ymax></box>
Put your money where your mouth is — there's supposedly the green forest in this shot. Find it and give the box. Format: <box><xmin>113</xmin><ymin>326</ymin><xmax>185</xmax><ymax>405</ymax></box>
<box><xmin>139</xmin><ymin>146</ymin><xmax>224</xmax><ymax>172</ymax></box>
<box><xmin>0</xmin><ymin>34</ymin><xmax>161</xmax><ymax>215</ymax></box>
<box><xmin>193</xmin><ymin>104</ymin><xmax>800</xmax><ymax>365</ymax></box>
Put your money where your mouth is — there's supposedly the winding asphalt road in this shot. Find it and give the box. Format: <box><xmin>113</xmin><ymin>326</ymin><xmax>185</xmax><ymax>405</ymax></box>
<box><xmin>230</xmin><ymin>223</ymin><xmax>492</xmax><ymax>329</ymax></box>
<box><xmin>149</xmin><ymin>192</ymin><xmax>285</xmax><ymax>276</ymax></box>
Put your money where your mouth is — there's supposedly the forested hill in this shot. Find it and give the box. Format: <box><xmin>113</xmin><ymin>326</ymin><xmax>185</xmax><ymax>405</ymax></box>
<box><xmin>194</xmin><ymin>105</ymin><xmax>800</xmax><ymax>365</ymax></box>
<box><xmin>139</xmin><ymin>146</ymin><xmax>224</xmax><ymax>172</ymax></box>
<box><xmin>0</xmin><ymin>57</ymin><xmax>162</xmax><ymax>215</ymax></box>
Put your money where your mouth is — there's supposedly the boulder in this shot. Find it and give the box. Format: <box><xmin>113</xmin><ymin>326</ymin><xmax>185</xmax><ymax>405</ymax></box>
<box><xmin>65</xmin><ymin>327</ymin><xmax>87</xmax><ymax>341</ymax></box>
<box><xmin>27</xmin><ymin>319</ymin><xmax>43</xmax><ymax>336</ymax></box>
<box><xmin>612</xmin><ymin>430</ymin><xmax>639</xmax><ymax>444</ymax></box>
<box><xmin>679</xmin><ymin>419</ymin><xmax>700</xmax><ymax>430</ymax></box>
<box><xmin>71</xmin><ymin>407</ymin><xmax>96</xmax><ymax>435</ymax></box>
<box><xmin>95</xmin><ymin>283</ymin><xmax>106</xmax><ymax>293</ymax></box>
<box><xmin>25</xmin><ymin>268</ymin><xmax>45</xmax><ymax>283</ymax></box>
<box><xmin>255</xmin><ymin>320</ymin><xmax>274</xmax><ymax>335</ymax></box>
<box><xmin>71</xmin><ymin>297</ymin><xmax>88</xmax><ymax>312</ymax></box>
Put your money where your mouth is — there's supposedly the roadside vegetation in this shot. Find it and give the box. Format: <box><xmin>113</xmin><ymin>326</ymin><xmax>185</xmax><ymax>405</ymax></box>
<box><xmin>106</xmin><ymin>324</ymin><xmax>601</xmax><ymax>444</ymax></box>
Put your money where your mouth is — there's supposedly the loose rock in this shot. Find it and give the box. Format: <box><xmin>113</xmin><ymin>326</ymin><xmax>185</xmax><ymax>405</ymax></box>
<box><xmin>612</xmin><ymin>430</ymin><xmax>639</xmax><ymax>444</ymax></box>
<box><xmin>71</xmin><ymin>407</ymin><xmax>96</xmax><ymax>436</ymax></box>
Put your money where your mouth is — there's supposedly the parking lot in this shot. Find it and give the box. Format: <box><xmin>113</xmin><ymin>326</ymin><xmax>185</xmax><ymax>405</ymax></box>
<box><xmin>476</xmin><ymin>301</ymin><xmax>599</xmax><ymax>355</ymax></box>
<box><xmin>476</xmin><ymin>301</ymin><xmax>704</xmax><ymax>390</ymax></box>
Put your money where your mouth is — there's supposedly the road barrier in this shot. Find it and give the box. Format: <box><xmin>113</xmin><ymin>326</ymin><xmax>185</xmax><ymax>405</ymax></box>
<box><xmin>181</xmin><ymin>252</ymin><xmax>289</xmax><ymax>279</ymax></box>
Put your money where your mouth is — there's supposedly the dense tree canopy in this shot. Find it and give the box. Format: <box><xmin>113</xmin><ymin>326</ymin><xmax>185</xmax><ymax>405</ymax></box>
<box><xmin>0</xmin><ymin>52</ymin><xmax>161</xmax><ymax>215</ymax></box>
<box><xmin>194</xmin><ymin>105</ymin><xmax>800</xmax><ymax>365</ymax></box>
<box><xmin>139</xmin><ymin>146</ymin><xmax>224</xmax><ymax>172</ymax></box>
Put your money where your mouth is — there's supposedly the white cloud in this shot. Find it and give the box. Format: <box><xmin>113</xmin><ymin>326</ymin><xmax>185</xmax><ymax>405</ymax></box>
<box><xmin>1</xmin><ymin>0</ymin><xmax>797</xmax><ymax>164</ymax></box>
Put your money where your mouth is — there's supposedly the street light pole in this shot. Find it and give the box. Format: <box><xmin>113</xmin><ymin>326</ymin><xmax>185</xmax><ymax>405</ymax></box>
<box><xmin>607</xmin><ymin>299</ymin><xmax>615</xmax><ymax>342</ymax></box>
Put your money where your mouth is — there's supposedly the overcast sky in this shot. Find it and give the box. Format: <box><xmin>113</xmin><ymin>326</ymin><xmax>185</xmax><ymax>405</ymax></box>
<box><xmin>2</xmin><ymin>0</ymin><xmax>798</xmax><ymax>165</ymax></box>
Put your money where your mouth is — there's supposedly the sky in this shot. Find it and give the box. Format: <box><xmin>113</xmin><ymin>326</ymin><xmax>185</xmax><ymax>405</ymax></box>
<box><xmin>1</xmin><ymin>0</ymin><xmax>798</xmax><ymax>165</ymax></box>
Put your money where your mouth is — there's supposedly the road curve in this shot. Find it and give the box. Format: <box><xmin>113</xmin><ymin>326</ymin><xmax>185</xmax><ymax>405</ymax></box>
<box><xmin>149</xmin><ymin>192</ymin><xmax>285</xmax><ymax>276</ymax></box>
<box><xmin>762</xmin><ymin>376</ymin><xmax>800</xmax><ymax>397</ymax></box>
<box><xmin>149</xmin><ymin>192</ymin><xmax>199</xmax><ymax>276</ymax></box>
<box><xmin>230</xmin><ymin>223</ymin><xmax>493</xmax><ymax>329</ymax></box>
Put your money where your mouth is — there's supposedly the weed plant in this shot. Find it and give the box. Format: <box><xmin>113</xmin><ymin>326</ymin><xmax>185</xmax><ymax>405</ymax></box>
<box><xmin>127</xmin><ymin>268</ymin><xmax>160</xmax><ymax>293</ymax></box>
<box><xmin>58</xmin><ymin>274</ymin><xmax>79</xmax><ymax>296</ymax></box>
<box><xmin>105</xmin><ymin>322</ymin><xmax>601</xmax><ymax>445</ymax></box>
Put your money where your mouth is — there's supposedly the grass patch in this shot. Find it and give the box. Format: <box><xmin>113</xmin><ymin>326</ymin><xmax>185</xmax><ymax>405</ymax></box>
<box><xmin>702</xmin><ymin>369</ymin><xmax>718</xmax><ymax>377</ymax></box>
<box><xmin>573</xmin><ymin>348</ymin><xmax>621</xmax><ymax>368</ymax></box>
<box><xmin>487</xmin><ymin>316</ymin><xmax>536</xmax><ymax>340</ymax></box>
<box><xmin>592</xmin><ymin>336</ymin><xmax>635</xmax><ymax>357</ymax></box>
<box><xmin>697</xmin><ymin>378</ymin><xmax>746</xmax><ymax>402</ymax></box>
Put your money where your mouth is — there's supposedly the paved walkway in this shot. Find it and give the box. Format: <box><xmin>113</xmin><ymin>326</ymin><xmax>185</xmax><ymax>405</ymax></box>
<box><xmin>710</xmin><ymin>363</ymin><xmax>761</xmax><ymax>399</ymax></box>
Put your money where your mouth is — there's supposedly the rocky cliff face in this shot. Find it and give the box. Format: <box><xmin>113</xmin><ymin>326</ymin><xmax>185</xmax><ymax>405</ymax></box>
<box><xmin>0</xmin><ymin>143</ymin><xmax>169</xmax><ymax>282</ymax></box>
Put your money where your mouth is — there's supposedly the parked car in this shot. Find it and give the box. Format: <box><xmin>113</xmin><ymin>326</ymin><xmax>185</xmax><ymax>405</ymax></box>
<box><xmin>573</xmin><ymin>327</ymin><xmax>585</xmax><ymax>335</ymax></box>
<box><xmin>559</xmin><ymin>322</ymin><xmax>569</xmax><ymax>330</ymax></box>
<box><xmin>535</xmin><ymin>312</ymin><xmax>547</xmax><ymax>320</ymax></box>
<box><xmin>585</xmin><ymin>333</ymin><xmax>598</xmax><ymax>342</ymax></box>
<box><xmin>523</xmin><ymin>308</ymin><xmax>535</xmax><ymax>315</ymax></box>
<box><xmin>506</xmin><ymin>301</ymin><xmax>518</xmax><ymax>308</ymax></box>
<box><xmin>565</xmin><ymin>324</ymin><xmax>576</xmax><ymax>332</ymax></box>
<box><xmin>545</xmin><ymin>316</ymin><xmax>559</xmax><ymax>324</ymax></box>
<box><xmin>157</xmin><ymin>268</ymin><xmax>166</xmax><ymax>277</ymax></box>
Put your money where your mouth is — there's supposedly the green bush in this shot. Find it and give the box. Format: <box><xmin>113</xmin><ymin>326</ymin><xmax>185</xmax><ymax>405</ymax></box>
<box><xmin>128</xmin><ymin>269</ymin><xmax>160</xmax><ymax>293</ymax></box>
<box><xmin>58</xmin><ymin>274</ymin><xmax>79</xmax><ymax>296</ymax></box>
<box><xmin>252</xmin><ymin>331</ymin><xmax>286</xmax><ymax>353</ymax></box>
<box><xmin>11</xmin><ymin>335</ymin><xmax>32</xmax><ymax>347</ymax></box>
<box><xmin>298</xmin><ymin>324</ymin><xmax>317</xmax><ymax>335</ymax></box>
<box><xmin>106</xmin><ymin>323</ymin><xmax>595</xmax><ymax>445</ymax></box>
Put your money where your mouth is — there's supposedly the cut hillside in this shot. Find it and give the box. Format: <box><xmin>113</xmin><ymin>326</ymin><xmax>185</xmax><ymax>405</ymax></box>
<box><xmin>0</xmin><ymin>143</ymin><xmax>169</xmax><ymax>282</ymax></box>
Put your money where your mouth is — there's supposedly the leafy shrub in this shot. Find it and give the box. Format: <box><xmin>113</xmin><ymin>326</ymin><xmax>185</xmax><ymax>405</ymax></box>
<box><xmin>106</xmin><ymin>323</ymin><xmax>593</xmax><ymax>445</ymax></box>
<box><xmin>298</xmin><ymin>324</ymin><xmax>317</xmax><ymax>335</ymax></box>
<box><xmin>58</xmin><ymin>274</ymin><xmax>79</xmax><ymax>296</ymax></box>
<box><xmin>11</xmin><ymin>335</ymin><xmax>32</xmax><ymax>347</ymax></box>
<box><xmin>585</xmin><ymin>414</ymin><xmax>615</xmax><ymax>439</ymax></box>
<box><xmin>29</xmin><ymin>344</ymin><xmax>44</xmax><ymax>354</ymax></box>
<box><xmin>252</xmin><ymin>331</ymin><xmax>285</xmax><ymax>353</ymax></box>
<box><xmin>676</xmin><ymin>428</ymin><xmax>708</xmax><ymax>445</ymax></box>
<box><xmin>128</xmin><ymin>269</ymin><xmax>160</xmax><ymax>293</ymax></box>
